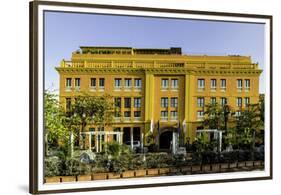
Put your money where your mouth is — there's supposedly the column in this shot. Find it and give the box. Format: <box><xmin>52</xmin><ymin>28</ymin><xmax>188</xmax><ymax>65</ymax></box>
<box><xmin>120</xmin><ymin>132</ymin><xmax>123</xmax><ymax>144</ymax></box>
<box><xmin>184</xmin><ymin>74</ymin><xmax>190</xmax><ymax>143</ymax></box>
<box><xmin>121</xmin><ymin>127</ymin><xmax>124</xmax><ymax>144</ymax></box>
<box><xmin>88</xmin><ymin>133</ymin><xmax>91</xmax><ymax>151</ymax></box>
<box><xmin>144</xmin><ymin>73</ymin><xmax>155</xmax><ymax>121</ymax></box>
<box><xmin>130</xmin><ymin>127</ymin><xmax>134</xmax><ymax>150</ymax></box>
<box><xmin>96</xmin><ymin>133</ymin><xmax>99</xmax><ymax>153</ymax></box>
<box><xmin>141</xmin><ymin>132</ymin><xmax>144</xmax><ymax>151</ymax></box>
<box><xmin>99</xmin><ymin>133</ymin><xmax>102</xmax><ymax>152</ymax></box>
<box><xmin>219</xmin><ymin>131</ymin><xmax>223</xmax><ymax>152</ymax></box>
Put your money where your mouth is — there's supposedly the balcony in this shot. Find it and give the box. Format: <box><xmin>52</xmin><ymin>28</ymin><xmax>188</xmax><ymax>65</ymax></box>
<box><xmin>98</xmin><ymin>86</ymin><xmax>105</xmax><ymax>92</ymax></box>
<box><xmin>74</xmin><ymin>86</ymin><xmax>80</xmax><ymax>91</ymax></box>
<box><xmin>170</xmin><ymin>116</ymin><xmax>178</xmax><ymax>121</ymax></box>
<box><xmin>197</xmin><ymin>87</ymin><xmax>205</xmax><ymax>92</ymax></box>
<box><xmin>134</xmin><ymin>86</ymin><xmax>141</xmax><ymax>91</ymax></box>
<box><xmin>160</xmin><ymin>117</ymin><xmax>168</xmax><ymax>121</ymax></box>
<box><xmin>65</xmin><ymin>87</ymin><xmax>72</xmax><ymax>92</ymax></box>
<box><xmin>114</xmin><ymin>86</ymin><xmax>122</xmax><ymax>91</ymax></box>
<box><xmin>171</xmin><ymin>86</ymin><xmax>179</xmax><ymax>91</ymax></box>
<box><xmin>161</xmin><ymin>86</ymin><xmax>169</xmax><ymax>91</ymax></box>
<box><xmin>89</xmin><ymin>86</ymin><xmax>96</xmax><ymax>92</ymax></box>
<box><xmin>123</xmin><ymin>117</ymin><xmax>131</xmax><ymax>122</ymax></box>
<box><xmin>60</xmin><ymin>60</ymin><xmax>260</xmax><ymax>70</ymax></box>
<box><xmin>210</xmin><ymin>87</ymin><xmax>216</xmax><ymax>92</ymax></box>
<box><xmin>237</xmin><ymin>87</ymin><xmax>242</xmax><ymax>92</ymax></box>
<box><xmin>133</xmin><ymin>117</ymin><xmax>141</xmax><ymax>122</ymax></box>
<box><xmin>124</xmin><ymin>86</ymin><xmax>132</xmax><ymax>91</ymax></box>
<box><xmin>220</xmin><ymin>87</ymin><xmax>226</xmax><ymax>92</ymax></box>
<box><xmin>114</xmin><ymin>117</ymin><xmax>121</xmax><ymax>122</ymax></box>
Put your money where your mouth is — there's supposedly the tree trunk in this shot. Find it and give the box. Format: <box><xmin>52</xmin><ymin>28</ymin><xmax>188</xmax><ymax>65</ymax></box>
<box><xmin>68</xmin><ymin>131</ymin><xmax>74</xmax><ymax>157</ymax></box>
<box><xmin>45</xmin><ymin>132</ymin><xmax>49</xmax><ymax>156</ymax></box>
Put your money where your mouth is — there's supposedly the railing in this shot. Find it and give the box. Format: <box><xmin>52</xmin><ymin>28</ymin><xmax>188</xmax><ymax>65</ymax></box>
<box><xmin>61</xmin><ymin>60</ymin><xmax>259</xmax><ymax>70</ymax></box>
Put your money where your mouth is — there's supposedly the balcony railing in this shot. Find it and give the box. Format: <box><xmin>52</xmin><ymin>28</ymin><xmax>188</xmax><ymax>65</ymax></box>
<box><xmin>60</xmin><ymin>60</ymin><xmax>259</xmax><ymax>70</ymax></box>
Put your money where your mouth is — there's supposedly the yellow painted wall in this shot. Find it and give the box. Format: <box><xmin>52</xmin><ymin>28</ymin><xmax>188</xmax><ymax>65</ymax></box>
<box><xmin>56</xmin><ymin>47</ymin><xmax>262</xmax><ymax>144</ymax></box>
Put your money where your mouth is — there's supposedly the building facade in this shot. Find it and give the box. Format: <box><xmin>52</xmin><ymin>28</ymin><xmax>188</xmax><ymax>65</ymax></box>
<box><xmin>55</xmin><ymin>46</ymin><xmax>262</xmax><ymax>152</ymax></box>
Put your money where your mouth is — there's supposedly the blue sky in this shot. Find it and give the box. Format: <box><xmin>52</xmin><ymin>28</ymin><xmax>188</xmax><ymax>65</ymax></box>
<box><xmin>44</xmin><ymin>11</ymin><xmax>265</xmax><ymax>93</ymax></box>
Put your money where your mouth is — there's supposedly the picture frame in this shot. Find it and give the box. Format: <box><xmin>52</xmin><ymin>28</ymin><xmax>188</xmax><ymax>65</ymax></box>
<box><xmin>30</xmin><ymin>1</ymin><xmax>273</xmax><ymax>194</ymax></box>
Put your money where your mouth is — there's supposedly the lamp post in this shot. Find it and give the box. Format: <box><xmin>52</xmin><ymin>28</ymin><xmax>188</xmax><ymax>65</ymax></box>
<box><xmin>81</xmin><ymin>112</ymin><xmax>86</xmax><ymax>149</ymax></box>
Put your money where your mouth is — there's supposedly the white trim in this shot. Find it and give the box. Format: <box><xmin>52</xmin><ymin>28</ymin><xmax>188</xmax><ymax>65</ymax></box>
<box><xmin>37</xmin><ymin>4</ymin><xmax>271</xmax><ymax>192</ymax></box>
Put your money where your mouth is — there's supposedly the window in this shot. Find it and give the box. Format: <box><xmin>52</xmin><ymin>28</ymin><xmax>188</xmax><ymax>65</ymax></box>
<box><xmin>171</xmin><ymin>79</ymin><xmax>178</xmax><ymax>89</ymax></box>
<box><xmin>170</xmin><ymin>97</ymin><xmax>178</xmax><ymax>107</ymax></box>
<box><xmin>221</xmin><ymin>79</ymin><xmax>226</xmax><ymax>90</ymax></box>
<box><xmin>197</xmin><ymin>111</ymin><xmax>204</xmax><ymax>119</ymax></box>
<box><xmin>114</xmin><ymin>97</ymin><xmax>121</xmax><ymax>108</ymax></box>
<box><xmin>114</xmin><ymin>78</ymin><xmax>122</xmax><ymax>89</ymax></box>
<box><xmin>99</xmin><ymin>78</ymin><xmax>105</xmax><ymax>89</ymax></box>
<box><xmin>75</xmin><ymin>78</ymin><xmax>80</xmax><ymax>88</ymax></box>
<box><xmin>66</xmin><ymin>78</ymin><xmax>72</xmax><ymax>88</ymax></box>
<box><xmin>245</xmin><ymin>79</ymin><xmax>250</xmax><ymax>91</ymax></box>
<box><xmin>66</xmin><ymin>98</ymin><xmax>71</xmax><ymax>111</ymax></box>
<box><xmin>236</xmin><ymin>97</ymin><xmax>242</xmax><ymax>107</ymax></box>
<box><xmin>221</xmin><ymin>97</ymin><xmax>227</xmax><ymax>106</ymax></box>
<box><xmin>90</xmin><ymin>78</ymin><xmax>96</xmax><ymax>88</ymax></box>
<box><xmin>170</xmin><ymin>111</ymin><xmax>178</xmax><ymax>120</ymax></box>
<box><xmin>124</xmin><ymin>111</ymin><xmax>131</xmax><ymax>117</ymax></box>
<box><xmin>197</xmin><ymin>97</ymin><xmax>204</xmax><ymax>107</ymax></box>
<box><xmin>237</xmin><ymin>79</ymin><xmax>243</xmax><ymax>90</ymax></box>
<box><xmin>211</xmin><ymin>79</ymin><xmax>216</xmax><ymax>90</ymax></box>
<box><xmin>210</xmin><ymin>97</ymin><xmax>216</xmax><ymax>105</ymax></box>
<box><xmin>161</xmin><ymin>97</ymin><xmax>168</xmax><ymax>108</ymax></box>
<box><xmin>161</xmin><ymin>111</ymin><xmax>168</xmax><ymax>120</ymax></box>
<box><xmin>124</xmin><ymin>98</ymin><xmax>131</xmax><ymax>108</ymax></box>
<box><xmin>161</xmin><ymin>79</ymin><xmax>169</xmax><ymax>89</ymax></box>
<box><xmin>244</xmin><ymin>97</ymin><xmax>250</xmax><ymax>107</ymax></box>
<box><xmin>134</xmin><ymin>111</ymin><xmax>141</xmax><ymax>117</ymax></box>
<box><xmin>134</xmin><ymin>97</ymin><xmax>141</xmax><ymax>108</ymax></box>
<box><xmin>134</xmin><ymin>78</ymin><xmax>142</xmax><ymax>89</ymax></box>
<box><xmin>197</xmin><ymin>79</ymin><xmax>205</xmax><ymax>90</ymax></box>
<box><xmin>124</xmin><ymin>78</ymin><xmax>132</xmax><ymax>89</ymax></box>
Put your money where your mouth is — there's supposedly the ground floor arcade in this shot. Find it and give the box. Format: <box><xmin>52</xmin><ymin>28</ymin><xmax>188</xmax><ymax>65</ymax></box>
<box><xmin>78</xmin><ymin>121</ymin><xmax>214</xmax><ymax>153</ymax></box>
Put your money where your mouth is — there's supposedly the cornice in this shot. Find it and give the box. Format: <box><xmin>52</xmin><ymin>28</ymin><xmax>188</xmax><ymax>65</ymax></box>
<box><xmin>55</xmin><ymin>67</ymin><xmax>262</xmax><ymax>76</ymax></box>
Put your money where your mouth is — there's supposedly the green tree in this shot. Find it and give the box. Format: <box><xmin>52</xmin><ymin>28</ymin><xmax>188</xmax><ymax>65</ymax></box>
<box><xmin>194</xmin><ymin>132</ymin><xmax>210</xmax><ymax>153</ymax></box>
<box><xmin>44</xmin><ymin>90</ymin><xmax>68</xmax><ymax>155</ymax></box>
<box><xmin>68</xmin><ymin>94</ymin><xmax>114</xmax><ymax>150</ymax></box>
<box><xmin>203</xmin><ymin>103</ymin><xmax>233</xmax><ymax>131</ymax></box>
<box><xmin>235</xmin><ymin>104</ymin><xmax>262</xmax><ymax>134</ymax></box>
<box><xmin>235</xmin><ymin>102</ymin><xmax>264</xmax><ymax>155</ymax></box>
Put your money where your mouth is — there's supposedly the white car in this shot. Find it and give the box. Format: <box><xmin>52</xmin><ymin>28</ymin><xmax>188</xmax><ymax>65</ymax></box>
<box><xmin>125</xmin><ymin>141</ymin><xmax>141</xmax><ymax>150</ymax></box>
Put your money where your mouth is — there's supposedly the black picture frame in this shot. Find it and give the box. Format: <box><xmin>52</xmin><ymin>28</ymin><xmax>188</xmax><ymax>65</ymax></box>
<box><xmin>29</xmin><ymin>1</ymin><xmax>273</xmax><ymax>194</ymax></box>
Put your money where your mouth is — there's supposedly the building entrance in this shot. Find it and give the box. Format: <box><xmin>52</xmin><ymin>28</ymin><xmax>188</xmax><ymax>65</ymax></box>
<box><xmin>159</xmin><ymin>130</ymin><xmax>173</xmax><ymax>149</ymax></box>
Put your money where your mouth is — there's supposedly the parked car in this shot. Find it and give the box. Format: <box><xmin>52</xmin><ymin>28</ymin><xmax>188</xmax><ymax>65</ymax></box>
<box><xmin>125</xmin><ymin>141</ymin><xmax>141</xmax><ymax>151</ymax></box>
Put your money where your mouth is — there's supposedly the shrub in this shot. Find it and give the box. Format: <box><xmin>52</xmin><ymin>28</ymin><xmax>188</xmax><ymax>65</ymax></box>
<box><xmin>106</xmin><ymin>152</ymin><xmax>134</xmax><ymax>173</ymax></box>
<box><xmin>63</xmin><ymin>158</ymin><xmax>81</xmax><ymax>176</ymax></box>
<box><xmin>106</xmin><ymin>141</ymin><xmax>122</xmax><ymax>157</ymax></box>
<box><xmin>145</xmin><ymin>153</ymin><xmax>172</xmax><ymax>168</ymax></box>
<box><xmin>221</xmin><ymin>151</ymin><xmax>239</xmax><ymax>163</ymax></box>
<box><xmin>131</xmin><ymin>154</ymin><xmax>146</xmax><ymax>169</ymax></box>
<box><xmin>45</xmin><ymin>156</ymin><xmax>63</xmax><ymax>177</ymax></box>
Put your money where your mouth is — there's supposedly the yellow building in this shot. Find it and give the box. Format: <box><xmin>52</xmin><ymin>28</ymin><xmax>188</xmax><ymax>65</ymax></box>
<box><xmin>55</xmin><ymin>46</ymin><xmax>262</xmax><ymax>152</ymax></box>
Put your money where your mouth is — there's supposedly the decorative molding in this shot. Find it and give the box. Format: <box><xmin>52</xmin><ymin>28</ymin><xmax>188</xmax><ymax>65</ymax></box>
<box><xmin>56</xmin><ymin>67</ymin><xmax>262</xmax><ymax>76</ymax></box>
